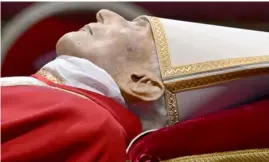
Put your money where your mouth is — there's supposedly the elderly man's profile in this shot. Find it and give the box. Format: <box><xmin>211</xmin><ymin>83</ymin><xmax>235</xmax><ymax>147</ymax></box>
<box><xmin>1</xmin><ymin>9</ymin><xmax>269</xmax><ymax>162</ymax></box>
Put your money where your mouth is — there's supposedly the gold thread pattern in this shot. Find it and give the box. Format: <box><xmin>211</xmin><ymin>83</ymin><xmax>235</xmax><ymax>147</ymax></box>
<box><xmin>146</xmin><ymin>16</ymin><xmax>269</xmax><ymax>79</ymax></box>
<box><xmin>165</xmin><ymin>55</ymin><xmax>269</xmax><ymax>78</ymax></box>
<box><xmin>36</xmin><ymin>69</ymin><xmax>64</xmax><ymax>84</ymax></box>
<box><xmin>165</xmin><ymin>67</ymin><xmax>269</xmax><ymax>93</ymax></box>
<box><xmin>36</xmin><ymin>69</ymin><xmax>180</xmax><ymax>123</ymax></box>
<box><xmin>164</xmin><ymin>90</ymin><xmax>179</xmax><ymax>125</ymax></box>
<box><xmin>147</xmin><ymin>16</ymin><xmax>180</xmax><ymax>124</ymax></box>
<box><xmin>146</xmin><ymin>16</ymin><xmax>172</xmax><ymax>77</ymax></box>
<box><xmin>35</xmin><ymin>69</ymin><xmax>92</xmax><ymax>101</ymax></box>
<box><xmin>147</xmin><ymin>15</ymin><xmax>269</xmax><ymax>94</ymax></box>
<box><xmin>162</xmin><ymin>149</ymin><xmax>269</xmax><ymax>162</ymax></box>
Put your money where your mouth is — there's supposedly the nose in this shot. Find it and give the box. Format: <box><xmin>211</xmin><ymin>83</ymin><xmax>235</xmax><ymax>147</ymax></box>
<box><xmin>96</xmin><ymin>9</ymin><xmax>126</xmax><ymax>24</ymax></box>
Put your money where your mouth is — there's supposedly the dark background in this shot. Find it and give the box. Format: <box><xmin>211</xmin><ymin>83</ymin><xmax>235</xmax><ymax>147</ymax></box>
<box><xmin>1</xmin><ymin>2</ymin><xmax>269</xmax><ymax>77</ymax></box>
<box><xmin>2</xmin><ymin>2</ymin><xmax>269</xmax><ymax>30</ymax></box>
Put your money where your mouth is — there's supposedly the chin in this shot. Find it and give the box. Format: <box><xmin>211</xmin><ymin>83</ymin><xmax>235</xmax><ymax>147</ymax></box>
<box><xmin>56</xmin><ymin>33</ymin><xmax>77</xmax><ymax>55</ymax></box>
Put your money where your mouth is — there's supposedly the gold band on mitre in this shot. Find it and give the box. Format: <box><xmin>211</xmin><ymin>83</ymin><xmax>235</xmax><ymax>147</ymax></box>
<box><xmin>146</xmin><ymin>16</ymin><xmax>269</xmax><ymax>84</ymax></box>
<box><xmin>162</xmin><ymin>149</ymin><xmax>269</xmax><ymax>162</ymax></box>
<box><xmin>164</xmin><ymin>89</ymin><xmax>179</xmax><ymax>125</ymax></box>
<box><xmin>146</xmin><ymin>16</ymin><xmax>269</xmax><ymax>125</ymax></box>
<box><xmin>146</xmin><ymin>16</ymin><xmax>180</xmax><ymax>124</ymax></box>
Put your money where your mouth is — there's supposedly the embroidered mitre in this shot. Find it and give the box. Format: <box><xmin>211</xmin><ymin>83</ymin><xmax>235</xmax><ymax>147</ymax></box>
<box><xmin>142</xmin><ymin>16</ymin><xmax>269</xmax><ymax>125</ymax></box>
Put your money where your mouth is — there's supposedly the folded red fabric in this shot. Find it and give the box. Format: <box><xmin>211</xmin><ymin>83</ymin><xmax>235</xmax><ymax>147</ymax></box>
<box><xmin>128</xmin><ymin>98</ymin><xmax>269</xmax><ymax>162</ymax></box>
<box><xmin>2</xmin><ymin>83</ymin><xmax>141</xmax><ymax>162</ymax></box>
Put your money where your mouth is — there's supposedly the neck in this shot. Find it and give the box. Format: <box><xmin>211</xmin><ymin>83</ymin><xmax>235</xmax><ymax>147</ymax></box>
<box><xmin>126</xmin><ymin>96</ymin><xmax>168</xmax><ymax>130</ymax></box>
<box><xmin>42</xmin><ymin>55</ymin><xmax>125</xmax><ymax>105</ymax></box>
<box><xmin>43</xmin><ymin>55</ymin><xmax>168</xmax><ymax>131</ymax></box>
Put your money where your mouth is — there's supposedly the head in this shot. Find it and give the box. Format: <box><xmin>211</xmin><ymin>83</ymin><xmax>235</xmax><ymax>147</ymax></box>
<box><xmin>56</xmin><ymin>9</ymin><xmax>165</xmax><ymax>103</ymax></box>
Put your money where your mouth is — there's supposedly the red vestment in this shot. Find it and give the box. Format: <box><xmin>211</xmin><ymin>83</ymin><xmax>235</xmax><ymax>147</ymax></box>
<box><xmin>127</xmin><ymin>98</ymin><xmax>269</xmax><ymax>162</ymax></box>
<box><xmin>2</xmin><ymin>79</ymin><xmax>142</xmax><ymax>162</ymax></box>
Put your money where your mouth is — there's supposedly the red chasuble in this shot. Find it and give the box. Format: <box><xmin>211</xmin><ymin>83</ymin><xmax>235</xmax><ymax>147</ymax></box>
<box><xmin>127</xmin><ymin>98</ymin><xmax>269</xmax><ymax>162</ymax></box>
<box><xmin>1</xmin><ymin>78</ymin><xmax>142</xmax><ymax>162</ymax></box>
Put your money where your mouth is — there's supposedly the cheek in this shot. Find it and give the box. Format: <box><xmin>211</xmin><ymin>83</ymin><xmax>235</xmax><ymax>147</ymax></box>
<box><xmin>89</xmin><ymin>41</ymin><xmax>127</xmax><ymax>71</ymax></box>
<box><xmin>94</xmin><ymin>38</ymin><xmax>128</xmax><ymax>56</ymax></box>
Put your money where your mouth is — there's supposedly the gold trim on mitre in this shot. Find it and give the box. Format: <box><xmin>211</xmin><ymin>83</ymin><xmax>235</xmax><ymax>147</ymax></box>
<box><xmin>164</xmin><ymin>90</ymin><xmax>179</xmax><ymax>125</ymax></box>
<box><xmin>146</xmin><ymin>16</ymin><xmax>172</xmax><ymax>78</ymax></box>
<box><xmin>165</xmin><ymin>66</ymin><xmax>269</xmax><ymax>93</ymax></box>
<box><xmin>145</xmin><ymin>16</ymin><xmax>269</xmax><ymax>125</ymax></box>
<box><xmin>145</xmin><ymin>16</ymin><xmax>181</xmax><ymax>125</ymax></box>
<box><xmin>146</xmin><ymin>16</ymin><xmax>269</xmax><ymax>93</ymax></box>
<box><xmin>162</xmin><ymin>149</ymin><xmax>269</xmax><ymax>162</ymax></box>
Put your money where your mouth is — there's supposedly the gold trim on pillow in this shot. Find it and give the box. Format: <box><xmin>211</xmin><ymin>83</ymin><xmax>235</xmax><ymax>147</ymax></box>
<box><xmin>146</xmin><ymin>16</ymin><xmax>269</xmax><ymax>85</ymax></box>
<box><xmin>162</xmin><ymin>149</ymin><xmax>269</xmax><ymax>162</ymax></box>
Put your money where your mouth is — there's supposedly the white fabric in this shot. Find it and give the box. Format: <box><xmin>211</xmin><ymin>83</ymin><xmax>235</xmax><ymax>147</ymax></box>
<box><xmin>0</xmin><ymin>77</ymin><xmax>47</xmax><ymax>87</ymax></box>
<box><xmin>177</xmin><ymin>74</ymin><xmax>269</xmax><ymax>120</ymax></box>
<box><xmin>157</xmin><ymin>17</ymin><xmax>269</xmax><ymax>122</ymax></box>
<box><xmin>160</xmin><ymin>18</ymin><xmax>269</xmax><ymax>66</ymax></box>
<box><xmin>42</xmin><ymin>55</ymin><xmax>125</xmax><ymax>105</ymax></box>
<box><xmin>1</xmin><ymin>56</ymin><xmax>125</xmax><ymax>106</ymax></box>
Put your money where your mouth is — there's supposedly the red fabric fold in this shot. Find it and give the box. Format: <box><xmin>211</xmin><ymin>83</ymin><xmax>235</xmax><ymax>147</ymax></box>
<box><xmin>127</xmin><ymin>98</ymin><xmax>269</xmax><ymax>162</ymax></box>
<box><xmin>32</xmin><ymin>74</ymin><xmax>142</xmax><ymax>143</ymax></box>
<box><xmin>2</xmin><ymin>81</ymin><xmax>141</xmax><ymax>162</ymax></box>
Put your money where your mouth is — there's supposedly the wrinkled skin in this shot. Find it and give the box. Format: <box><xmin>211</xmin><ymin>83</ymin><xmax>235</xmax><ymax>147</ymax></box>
<box><xmin>56</xmin><ymin>9</ymin><xmax>165</xmax><ymax>102</ymax></box>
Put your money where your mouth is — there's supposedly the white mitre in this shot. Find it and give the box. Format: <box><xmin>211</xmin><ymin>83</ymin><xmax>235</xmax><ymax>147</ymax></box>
<box><xmin>143</xmin><ymin>16</ymin><xmax>269</xmax><ymax>125</ymax></box>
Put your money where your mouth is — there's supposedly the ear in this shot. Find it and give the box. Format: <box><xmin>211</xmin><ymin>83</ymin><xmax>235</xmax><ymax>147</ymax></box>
<box><xmin>118</xmin><ymin>71</ymin><xmax>165</xmax><ymax>102</ymax></box>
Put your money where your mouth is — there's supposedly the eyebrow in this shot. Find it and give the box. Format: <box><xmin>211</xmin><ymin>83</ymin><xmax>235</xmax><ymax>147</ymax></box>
<box><xmin>132</xmin><ymin>17</ymin><xmax>146</xmax><ymax>22</ymax></box>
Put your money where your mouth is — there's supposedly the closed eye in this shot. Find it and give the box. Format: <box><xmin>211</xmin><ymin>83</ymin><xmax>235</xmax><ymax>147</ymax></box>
<box><xmin>133</xmin><ymin>18</ymin><xmax>148</xmax><ymax>27</ymax></box>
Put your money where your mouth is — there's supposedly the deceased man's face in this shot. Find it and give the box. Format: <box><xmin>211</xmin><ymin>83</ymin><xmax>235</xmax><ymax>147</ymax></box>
<box><xmin>56</xmin><ymin>10</ymin><xmax>164</xmax><ymax>102</ymax></box>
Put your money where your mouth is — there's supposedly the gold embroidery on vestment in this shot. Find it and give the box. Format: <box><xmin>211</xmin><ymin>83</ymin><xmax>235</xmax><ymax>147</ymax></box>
<box><xmin>162</xmin><ymin>149</ymin><xmax>269</xmax><ymax>162</ymax></box>
<box><xmin>36</xmin><ymin>69</ymin><xmax>64</xmax><ymax>84</ymax></box>
<box><xmin>36</xmin><ymin>69</ymin><xmax>91</xmax><ymax>101</ymax></box>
